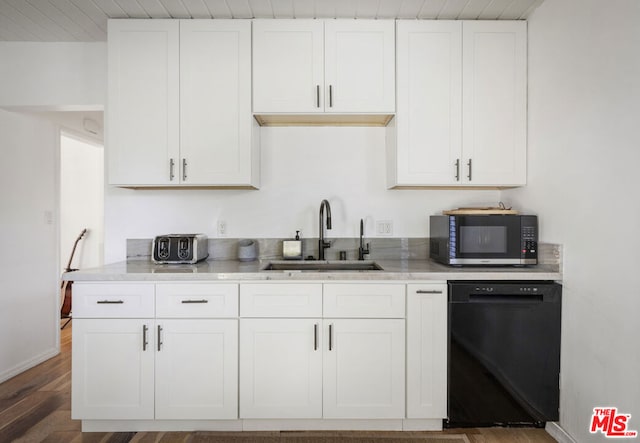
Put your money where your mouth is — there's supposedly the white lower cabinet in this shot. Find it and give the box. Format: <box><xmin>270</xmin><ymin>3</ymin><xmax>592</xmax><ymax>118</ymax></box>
<box><xmin>239</xmin><ymin>318</ymin><xmax>322</xmax><ymax>418</ymax></box>
<box><xmin>155</xmin><ymin>319</ymin><xmax>238</xmax><ymax>419</ymax></box>
<box><xmin>72</xmin><ymin>318</ymin><xmax>155</xmax><ymax>420</ymax></box>
<box><xmin>323</xmin><ymin>319</ymin><xmax>405</xmax><ymax>419</ymax></box>
<box><xmin>72</xmin><ymin>282</ymin><xmax>238</xmax><ymax>421</ymax></box>
<box><xmin>72</xmin><ymin>280</ymin><xmax>447</xmax><ymax>428</ymax></box>
<box><xmin>406</xmin><ymin>283</ymin><xmax>448</xmax><ymax>418</ymax></box>
<box><xmin>239</xmin><ymin>318</ymin><xmax>404</xmax><ymax>420</ymax></box>
<box><xmin>239</xmin><ymin>282</ymin><xmax>406</xmax><ymax>420</ymax></box>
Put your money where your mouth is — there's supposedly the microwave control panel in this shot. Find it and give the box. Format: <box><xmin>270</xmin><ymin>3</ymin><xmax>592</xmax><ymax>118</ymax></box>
<box><xmin>521</xmin><ymin>216</ymin><xmax>538</xmax><ymax>259</ymax></box>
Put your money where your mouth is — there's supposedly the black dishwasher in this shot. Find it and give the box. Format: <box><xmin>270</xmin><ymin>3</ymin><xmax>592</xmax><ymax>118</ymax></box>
<box><xmin>445</xmin><ymin>281</ymin><xmax>561</xmax><ymax>428</ymax></box>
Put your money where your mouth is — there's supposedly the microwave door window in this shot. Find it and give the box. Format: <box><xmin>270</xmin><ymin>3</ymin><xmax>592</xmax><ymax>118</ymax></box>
<box><xmin>460</xmin><ymin>226</ymin><xmax>508</xmax><ymax>254</ymax></box>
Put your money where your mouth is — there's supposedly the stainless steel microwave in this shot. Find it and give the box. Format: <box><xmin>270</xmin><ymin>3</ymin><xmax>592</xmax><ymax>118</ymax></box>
<box><xmin>429</xmin><ymin>215</ymin><xmax>538</xmax><ymax>266</ymax></box>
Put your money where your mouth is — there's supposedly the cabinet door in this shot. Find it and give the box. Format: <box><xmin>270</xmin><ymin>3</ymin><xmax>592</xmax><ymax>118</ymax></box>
<box><xmin>323</xmin><ymin>283</ymin><xmax>405</xmax><ymax>318</ymax></box>
<box><xmin>155</xmin><ymin>319</ymin><xmax>238</xmax><ymax>419</ymax></box>
<box><xmin>108</xmin><ymin>20</ymin><xmax>179</xmax><ymax>186</ymax></box>
<box><xmin>72</xmin><ymin>319</ymin><xmax>155</xmax><ymax>419</ymax></box>
<box><xmin>325</xmin><ymin>20</ymin><xmax>395</xmax><ymax>113</ymax></box>
<box><xmin>395</xmin><ymin>21</ymin><xmax>462</xmax><ymax>185</ymax></box>
<box><xmin>323</xmin><ymin>319</ymin><xmax>405</xmax><ymax>419</ymax></box>
<box><xmin>180</xmin><ymin>20</ymin><xmax>256</xmax><ymax>186</ymax></box>
<box><xmin>253</xmin><ymin>20</ymin><xmax>324</xmax><ymax>113</ymax></box>
<box><xmin>462</xmin><ymin>21</ymin><xmax>527</xmax><ymax>186</ymax></box>
<box><xmin>406</xmin><ymin>284</ymin><xmax>447</xmax><ymax>418</ymax></box>
<box><xmin>239</xmin><ymin>319</ymin><xmax>322</xmax><ymax>418</ymax></box>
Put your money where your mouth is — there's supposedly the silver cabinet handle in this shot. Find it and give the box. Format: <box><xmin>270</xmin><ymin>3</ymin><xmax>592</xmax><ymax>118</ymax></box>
<box><xmin>314</xmin><ymin>323</ymin><xmax>318</xmax><ymax>351</ymax></box>
<box><xmin>97</xmin><ymin>300</ymin><xmax>124</xmax><ymax>304</ymax></box>
<box><xmin>142</xmin><ymin>324</ymin><xmax>149</xmax><ymax>351</ymax></box>
<box><xmin>328</xmin><ymin>323</ymin><xmax>333</xmax><ymax>351</ymax></box>
<box><xmin>182</xmin><ymin>158</ymin><xmax>187</xmax><ymax>181</ymax></box>
<box><xmin>316</xmin><ymin>85</ymin><xmax>320</xmax><ymax>108</ymax></box>
<box><xmin>416</xmin><ymin>290</ymin><xmax>444</xmax><ymax>294</ymax></box>
<box><xmin>329</xmin><ymin>85</ymin><xmax>333</xmax><ymax>108</ymax></box>
<box><xmin>455</xmin><ymin>159</ymin><xmax>460</xmax><ymax>182</ymax></box>
<box><xmin>467</xmin><ymin>158</ymin><xmax>472</xmax><ymax>181</ymax></box>
<box><xmin>157</xmin><ymin>325</ymin><xmax>163</xmax><ymax>351</ymax></box>
<box><xmin>169</xmin><ymin>158</ymin><xmax>175</xmax><ymax>181</ymax></box>
<box><xmin>181</xmin><ymin>299</ymin><xmax>208</xmax><ymax>304</ymax></box>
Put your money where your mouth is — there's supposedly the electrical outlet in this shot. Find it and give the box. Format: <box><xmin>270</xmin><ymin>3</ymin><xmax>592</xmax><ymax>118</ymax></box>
<box><xmin>376</xmin><ymin>220</ymin><xmax>393</xmax><ymax>236</ymax></box>
<box><xmin>217</xmin><ymin>220</ymin><xmax>227</xmax><ymax>237</ymax></box>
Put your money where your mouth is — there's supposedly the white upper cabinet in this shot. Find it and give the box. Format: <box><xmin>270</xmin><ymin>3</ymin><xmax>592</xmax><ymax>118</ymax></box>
<box><xmin>462</xmin><ymin>21</ymin><xmax>527</xmax><ymax>186</ymax></box>
<box><xmin>389</xmin><ymin>20</ymin><xmax>526</xmax><ymax>188</ymax></box>
<box><xmin>108</xmin><ymin>19</ymin><xmax>259</xmax><ymax>188</ymax></box>
<box><xmin>392</xmin><ymin>20</ymin><xmax>462</xmax><ymax>186</ymax></box>
<box><xmin>324</xmin><ymin>20</ymin><xmax>395</xmax><ymax>113</ymax></box>
<box><xmin>108</xmin><ymin>20</ymin><xmax>179</xmax><ymax>186</ymax></box>
<box><xmin>252</xmin><ymin>20</ymin><xmax>324</xmax><ymax>114</ymax></box>
<box><xmin>179</xmin><ymin>20</ymin><xmax>258</xmax><ymax>186</ymax></box>
<box><xmin>253</xmin><ymin>19</ymin><xmax>395</xmax><ymax>119</ymax></box>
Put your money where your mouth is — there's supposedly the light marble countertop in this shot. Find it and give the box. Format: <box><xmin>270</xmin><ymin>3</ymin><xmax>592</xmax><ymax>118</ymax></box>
<box><xmin>64</xmin><ymin>259</ymin><xmax>562</xmax><ymax>282</ymax></box>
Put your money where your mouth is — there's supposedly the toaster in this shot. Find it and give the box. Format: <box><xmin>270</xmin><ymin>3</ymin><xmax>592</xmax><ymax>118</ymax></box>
<box><xmin>152</xmin><ymin>234</ymin><xmax>209</xmax><ymax>264</ymax></box>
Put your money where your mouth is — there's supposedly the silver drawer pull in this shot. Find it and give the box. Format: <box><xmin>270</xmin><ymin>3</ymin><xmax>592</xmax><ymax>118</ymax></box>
<box><xmin>97</xmin><ymin>300</ymin><xmax>124</xmax><ymax>304</ymax></box>
<box><xmin>181</xmin><ymin>299</ymin><xmax>209</xmax><ymax>304</ymax></box>
<box><xmin>314</xmin><ymin>323</ymin><xmax>318</xmax><ymax>351</ymax></box>
<box><xmin>142</xmin><ymin>325</ymin><xmax>149</xmax><ymax>351</ymax></box>
<box><xmin>416</xmin><ymin>290</ymin><xmax>443</xmax><ymax>294</ymax></box>
<box><xmin>329</xmin><ymin>323</ymin><xmax>334</xmax><ymax>351</ymax></box>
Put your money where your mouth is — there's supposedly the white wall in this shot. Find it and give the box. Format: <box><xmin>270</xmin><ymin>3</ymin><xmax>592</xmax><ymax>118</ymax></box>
<box><xmin>60</xmin><ymin>134</ymin><xmax>104</xmax><ymax>271</ymax></box>
<box><xmin>0</xmin><ymin>42</ymin><xmax>106</xmax><ymax>382</ymax></box>
<box><xmin>0</xmin><ymin>42</ymin><xmax>106</xmax><ymax>109</ymax></box>
<box><xmin>0</xmin><ymin>110</ymin><xmax>59</xmax><ymax>382</ymax></box>
<box><xmin>104</xmin><ymin>126</ymin><xmax>502</xmax><ymax>262</ymax></box>
<box><xmin>503</xmin><ymin>1</ymin><xmax>640</xmax><ymax>441</ymax></box>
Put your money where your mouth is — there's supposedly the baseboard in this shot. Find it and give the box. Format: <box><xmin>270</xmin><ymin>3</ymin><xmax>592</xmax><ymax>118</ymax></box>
<box><xmin>546</xmin><ymin>422</ymin><xmax>577</xmax><ymax>443</ymax></box>
<box><xmin>0</xmin><ymin>347</ymin><xmax>59</xmax><ymax>384</ymax></box>
<box><xmin>81</xmin><ymin>419</ymin><xmax>442</xmax><ymax>433</ymax></box>
<box><xmin>242</xmin><ymin>419</ymin><xmax>404</xmax><ymax>431</ymax></box>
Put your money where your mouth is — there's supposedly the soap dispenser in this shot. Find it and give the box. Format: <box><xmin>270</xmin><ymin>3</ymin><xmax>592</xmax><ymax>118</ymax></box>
<box><xmin>282</xmin><ymin>231</ymin><xmax>303</xmax><ymax>260</ymax></box>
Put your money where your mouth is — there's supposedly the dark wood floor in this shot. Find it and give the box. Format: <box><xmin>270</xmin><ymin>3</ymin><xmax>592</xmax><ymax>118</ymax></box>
<box><xmin>0</xmin><ymin>321</ymin><xmax>557</xmax><ymax>443</ymax></box>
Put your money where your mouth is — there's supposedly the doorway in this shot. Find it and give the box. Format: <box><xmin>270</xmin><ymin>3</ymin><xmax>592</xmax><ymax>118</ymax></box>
<box><xmin>60</xmin><ymin>131</ymin><xmax>104</xmax><ymax>271</ymax></box>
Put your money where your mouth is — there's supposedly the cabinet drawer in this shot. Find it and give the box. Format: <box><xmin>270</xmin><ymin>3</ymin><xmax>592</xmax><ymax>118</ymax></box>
<box><xmin>156</xmin><ymin>283</ymin><xmax>238</xmax><ymax>318</ymax></box>
<box><xmin>323</xmin><ymin>283</ymin><xmax>405</xmax><ymax>318</ymax></box>
<box><xmin>240</xmin><ymin>283</ymin><xmax>322</xmax><ymax>317</ymax></box>
<box><xmin>73</xmin><ymin>283</ymin><xmax>155</xmax><ymax>318</ymax></box>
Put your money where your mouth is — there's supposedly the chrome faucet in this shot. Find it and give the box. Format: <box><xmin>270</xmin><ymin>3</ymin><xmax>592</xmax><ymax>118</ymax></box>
<box><xmin>358</xmin><ymin>218</ymin><xmax>370</xmax><ymax>260</ymax></box>
<box><xmin>318</xmin><ymin>199</ymin><xmax>332</xmax><ymax>260</ymax></box>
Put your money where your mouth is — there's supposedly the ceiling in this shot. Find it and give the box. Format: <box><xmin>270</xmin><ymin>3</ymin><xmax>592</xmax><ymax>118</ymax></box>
<box><xmin>0</xmin><ymin>0</ymin><xmax>543</xmax><ymax>42</ymax></box>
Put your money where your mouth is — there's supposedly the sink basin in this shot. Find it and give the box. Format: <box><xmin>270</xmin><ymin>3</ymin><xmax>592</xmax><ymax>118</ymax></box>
<box><xmin>261</xmin><ymin>260</ymin><xmax>384</xmax><ymax>272</ymax></box>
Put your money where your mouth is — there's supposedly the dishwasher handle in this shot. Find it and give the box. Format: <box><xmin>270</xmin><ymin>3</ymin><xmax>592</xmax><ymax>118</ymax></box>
<box><xmin>467</xmin><ymin>293</ymin><xmax>544</xmax><ymax>304</ymax></box>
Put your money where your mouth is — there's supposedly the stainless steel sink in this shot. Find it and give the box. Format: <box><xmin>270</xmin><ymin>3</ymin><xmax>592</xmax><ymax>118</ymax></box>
<box><xmin>260</xmin><ymin>260</ymin><xmax>384</xmax><ymax>272</ymax></box>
